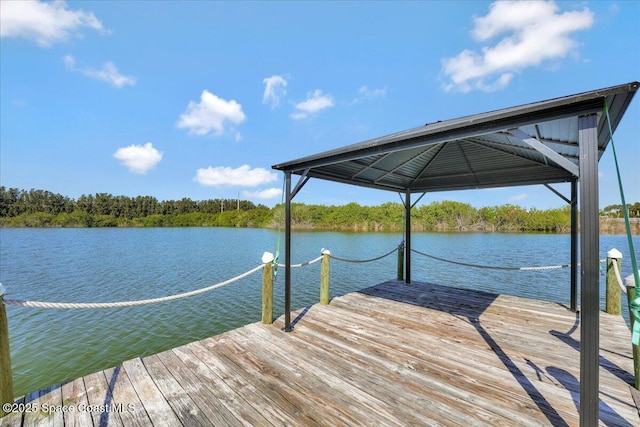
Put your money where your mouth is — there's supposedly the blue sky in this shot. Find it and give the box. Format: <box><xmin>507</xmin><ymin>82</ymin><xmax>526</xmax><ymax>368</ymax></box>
<box><xmin>1</xmin><ymin>0</ymin><xmax>638</xmax><ymax>210</ymax></box>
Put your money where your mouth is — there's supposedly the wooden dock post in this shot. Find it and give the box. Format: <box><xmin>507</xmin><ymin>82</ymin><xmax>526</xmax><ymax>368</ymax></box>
<box><xmin>261</xmin><ymin>252</ymin><xmax>274</xmax><ymax>324</ymax></box>
<box><xmin>0</xmin><ymin>284</ymin><xmax>14</xmax><ymax>417</ymax></box>
<box><xmin>397</xmin><ymin>242</ymin><xmax>404</xmax><ymax>281</ymax></box>
<box><xmin>605</xmin><ymin>249</ymin><xmax>623</xmax><ymax>315</ymax></box>
<box><xmin>320</xmin><ymin>249</ymin><xmax>330</xmax><ymax>305</ymax></box>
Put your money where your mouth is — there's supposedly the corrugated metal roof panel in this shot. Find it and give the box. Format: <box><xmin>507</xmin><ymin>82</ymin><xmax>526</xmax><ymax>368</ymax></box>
<box><xmin>273</xmin><ymin>82</ymin><xmax>638</xmax><ymax>193</ymax></box>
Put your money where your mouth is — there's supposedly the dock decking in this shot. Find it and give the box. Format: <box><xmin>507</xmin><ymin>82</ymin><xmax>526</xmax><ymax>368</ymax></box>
<box><xmin>1</xmin><ymin>280</ymin><xmax>638</xmax><ymax>426</ymax></box>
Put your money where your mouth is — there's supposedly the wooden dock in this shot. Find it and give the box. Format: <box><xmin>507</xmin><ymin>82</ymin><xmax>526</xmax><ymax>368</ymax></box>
<box><xmin>1</xmin><ymin>280</ymin><xmax>638</xmax><ymax>426</ymax></box>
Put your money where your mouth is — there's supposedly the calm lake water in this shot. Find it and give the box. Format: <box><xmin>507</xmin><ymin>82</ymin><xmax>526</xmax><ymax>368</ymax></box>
<box><xmin>0</xmin><ymin>227</ymin><xmax>638</xmax><ymax>397</ymax></box>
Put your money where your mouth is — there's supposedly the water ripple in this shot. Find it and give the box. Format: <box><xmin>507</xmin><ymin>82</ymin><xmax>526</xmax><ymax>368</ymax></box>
<box><xmin>0</xmin><ymin>228</ymin><xmax>637</xmax><ymax>396</ymax></box>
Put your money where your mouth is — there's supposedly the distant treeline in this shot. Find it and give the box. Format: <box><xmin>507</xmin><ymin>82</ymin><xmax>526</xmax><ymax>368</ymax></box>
<box><xmin>1</xmin><ymin>187</ymin><xmax>638</xmax><ymax>233</ymax></box>
<box><xmin>0</xmin><ymin>187</ymin><xmax>269</xmax><ymax>227</ymax></box>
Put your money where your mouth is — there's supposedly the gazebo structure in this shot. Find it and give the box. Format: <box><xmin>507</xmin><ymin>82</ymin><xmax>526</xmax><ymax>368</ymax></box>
<box><xmin>272</xmin><ymin>81</ymin><xmax>639</xmax><ymax>426</ymax></box>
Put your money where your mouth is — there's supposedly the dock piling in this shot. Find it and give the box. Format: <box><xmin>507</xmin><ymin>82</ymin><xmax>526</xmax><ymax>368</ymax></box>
<box><xmin>320</xmin><ymin>249</ymin><xmax>330</xmax><ymax>305</ymax></box>
<box><xmin>604</xmin><ymin>249</ymin><xmax>639</xmax><ymax>388</ymax></box>
<box><xmin>0</xmin><ymin>283</ymin><xmax>14</xmax><ymax>417</ymax></box>
<box><xmin>605</xmin><ymin>249</ymin><xmax>623</xmax><ymax>315</ymax></box>
<box><xmin>397</xmin><ymin>242</ymin><xmax>404</xmax><ymax>281</ymax></box>
<box><xmin>261</xmin><ymin>253</ymin><xmax>274</xmax><ymax>325</ymax></box>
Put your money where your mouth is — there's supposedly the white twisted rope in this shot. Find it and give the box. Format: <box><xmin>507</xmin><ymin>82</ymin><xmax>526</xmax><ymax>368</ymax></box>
<box><xmin>277</xmin><ymin>255</ymin><xmax>324</xmax><ymax>268</ymax></box>
<box><xmin>611</xmin><ymin>260</ymin><xmax>627</xmax><ymax>294</ymax></box>
<box><xmin>411</xmin><ymin>248</ymin><xmax>571</xmax><ymax>271</ymax></box>
<box><xmin>2</xmin><ymin>264</ymin><xmax>264</xmax><ymax>309</ymax></box>
<box><xmin>519</xmin><ymin>265</ymin><xmax>569</xmax><ymax>271</ymax></box>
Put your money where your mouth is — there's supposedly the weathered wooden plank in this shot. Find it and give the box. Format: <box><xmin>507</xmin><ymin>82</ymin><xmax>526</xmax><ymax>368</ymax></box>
<box><xmin>203</xmin><ymin>330</ymin><xmax>363</xmax><ymax>427</ymax></box>
<box><xmin>140</xmin><ymin>354</ymin><xmax>209</xmax><ymax>427</ymax></box>
<box><xmin>346</xmin><ymin>281</ymin><xmax>639</xmax><ymax>425</ymax></box>
<box><xmin>330</xmin><ymin>294</ymin><xmax>579</xmax><ymax>385</ymax></box>
<box><xmin>245</xmin><ymin>324</ymin><xmax>429</xmax><ymax>426</ymax></box>
<box><xmin>4</xmin><ymin>279</ymin><xmax>638</xmax><ymax>426</ymax></box>
<box><xmin>154</xmin><ymin>348</ymin><xmax>239</xmax><ymax>426</ymax></box>
<box><xmin>186</xmin><ymin>339</ymin><xmax>314</xmax><ymax>427</ymax></box>
<box><xmin>201</xmin><ymin>334</ymin><xmax>340</xmax><ymax>427</ymax></box>
<box><xmin>361</xmin><ymin>281</ymin><xmax>579</xmax><ymax>327</ymax></box>
<box><xmin>102</xmin><ymin>365</ymin><xmax>152</xmax><ymax>426</ymax></box>
<box><xmin>369</xmin><ymin>282</ymin><xmax>636</xmax><ymax>391</ymax></box>
<box><xmin>342</xmin><ymin>283</ymin><xmax>635</xmax><ymax>392</ymax></box>
<box><xmin>171</xmin><ymin>344</ymin><xmax>270</xmax><ymax>427</ymax></box>
<box><xmin>324</xmin><ymin>296</ymin><xmax>575</xmax><ymax>390</ymax></box>
<box><xmin>61</xmin><ymin>378</ymin><xmax>93</xmax><ymax>427</ymax></box>
<box><xmin>121</xmin><ymin>358</ymin><xmax>181</xmax><ymax>427</ymax></box>
<box><xmin>0</xmin><ymin>395</ymin><xmax>25</xmax><ymax>427</ymax></box>
<box><xmin>280</xmin><ymin>284</ymin><xmax>636</xmax><ymax>424</ymax></box>
<box><xmin>83</xmin><ymin>371</ymin><xmax>124</xmax><ymax>427</ymax></box>
<box><xmin>282</xmin><ymin>305</ymin><xmax>568</xmax><ymax>426</ymax></box>
<box><xmin>245</xmin><ymin>323</ymin><xmax>474</xmax><ymax>427</ymax></box>
<box><xmin>630</xmin><ymin>386</ymin><xmax>640</xmax><ymax>417</ymax></box>
<box><xmin>23</xmin><ymin>386</ymin><xmax>64</xmax><ymax>427</ymax></box>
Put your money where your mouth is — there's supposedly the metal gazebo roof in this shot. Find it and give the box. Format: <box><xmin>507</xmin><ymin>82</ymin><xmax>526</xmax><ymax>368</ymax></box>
<box><xmin>273</xmin><ymin>82</ymin><xmax>638</xmax><ymax>193</ymax></box>
<box><xmin>272</xmin><ymin>82</ymin><xmax>640</xmax><ymax>426</ymax></box>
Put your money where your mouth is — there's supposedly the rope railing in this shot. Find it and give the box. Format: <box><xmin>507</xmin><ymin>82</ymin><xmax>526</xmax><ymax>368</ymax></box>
<box><xmin>411</xmin><ymin>248</ymin><xmax>571</xmax><ymax>271</ymax></box>
<box><xmin>2</xmin><ymin>264</ymin><xmax>264</xmax><ymax>309</ymax></box>
<box><xmin>1</xmin><ymin>245</ymin><xmax>396</xmax><ymax>311</ymax></box>
<box><xmin>611</xmin><ymin>258</ymin><xmax>627</xmax><ymax>294</ymax></box>
<box><xmin>0</xmin><ymin>250</ymin><xmax>332</xmax><ymax>312</ymax></box>
<box><xmin>330</xmin><ymin>246</ymin><xmax>399</xmax><ymax>263</ymax></box>
<box><xmin>277</xmin><ymin>255</ymin><xmax>323</xmax><ymax>268</ymax></box>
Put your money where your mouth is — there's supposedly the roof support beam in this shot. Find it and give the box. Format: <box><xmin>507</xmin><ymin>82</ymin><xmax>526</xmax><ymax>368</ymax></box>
<box><xmin>570</xmin><ymin>178</ymin><xmax>578</xmax><ymax>312</ymax></box>
<box><xmin>470</xmin><ymin>136</ymin><xmax>582</xmax><ymax>161</ymax></box>
<box><xmin>410</xmin><ymin>143</ymin><xmax>447</xmax><ymax>187</ymax></box>
<box><xmin>578</xmin><ymin>114</ymin><xmax>599</xmax><ymax>426</ymax></box>
<box><xmin>411</xmin><ymin>192</ymin><xmax>427</xmax><ymax>209</ymax></box>
<box><xmin>509</xmin><ymin>129</ymin><xmax>579</xmax><ymax>177</ymax></box>
<box><xmin>351</xmin><ymin>153</ymin><xmax>393</xmax><ymax>179</ymax></box>
<box><xmin>282</xmin><ymin>169</ymin><xmax>311</xmax><ymax>333</ymax></box>
<box><xmin>546</xmin><ymin>180</ymin><xmax>578</xmax><ymax>313</ymax></box>
<box><xmin>405</xmin><ymin>190</ymin><xmax>411</xmax><ymax>284</ymax></box>
<box><xmin>283</xmin><ymin>171</ymin><xmax>293</xmax><ymax>332</ymax></box>
<box><xmin>291</xmin><ymin>168</ymin><xmax>310</xmax><ymax>200</ymax></box>
<box><xmin>544</xmin><ymin>184</ymin><xmax>571</xmax><ymax>204</ymax></box>
<box><xmin>373</xmin><ymin>145</ymin><xmax>441</xmax><ymax>185</ymax></box>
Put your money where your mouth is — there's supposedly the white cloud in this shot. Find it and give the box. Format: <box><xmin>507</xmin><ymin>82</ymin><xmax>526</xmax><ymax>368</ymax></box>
<box><xmin>351</xmin><ymin>86</ymin><xmax>387</xmax><ymax>104</ymax></box>
<box><xmin>63</xmin><ymin>54</ymin><xmax>75</xmax><ymax>68</ymax></box>
<box><xmin>290</xmin><ymin>89</ymin><xmax>334</xmax><ymax>120</ymax></box>
<box><xmin>64</xmin><ymin>55</ymin><xmax>136</xmax><ymax>88</ymax></box>
<box><xmin>194</xmin><ymin>165</ymin><xmax>277</xmax><ymax>187</ymax></box>
<box><xmin>441</xmin><ymin>0</ymin><xmax>594</xmax><ymax>92</ymax></box>
<box><xmin>113</xmin><ymin>142</ymin><xmax>162</xmax><ymax>174</ymax></box>
<box><xmin>263</xmin><ymin>75</ymin><xmax>288</xmax><ymax>108</ymax></box>
<box><xmin>0</xmin><ymin>0</ymin><xmax>107</xmax><ymax>48</ymax></box>
<box><xmin>177</xmin><ymin>90</ymin><xmax>246</xmax><ymax>136</ymax></box>
<box><xmin>242</xmin><ymin>188</ymin><xmax>283</xmax><ymax>200</ymax></box>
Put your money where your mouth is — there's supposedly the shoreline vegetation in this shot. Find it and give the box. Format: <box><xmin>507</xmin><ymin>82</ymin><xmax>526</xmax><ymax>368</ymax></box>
<box><xmin>1</xmin><ymin>187</ymin><xmax>639</xmax><ymax>234</ymax></box>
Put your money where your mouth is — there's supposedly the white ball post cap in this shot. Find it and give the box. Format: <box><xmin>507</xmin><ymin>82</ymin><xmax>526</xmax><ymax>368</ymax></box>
<box><xmin>321</xmin><ymin>248</ymin><xmax>331</xmax><ymax>255</ymax></box>
<box><xmin>262</xmin><ymin>251</ymin><xmax>275</xmax><ymax>264</ymax></box>
<box><xmin>607</xmin><ymin>248</ymin><xmax>623</xmax><ymax>259</ymax></box>
<box><xmin>0</xmin><ymin>283</ymin><xmax>5</xmax><ymax>297</ymax></box>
